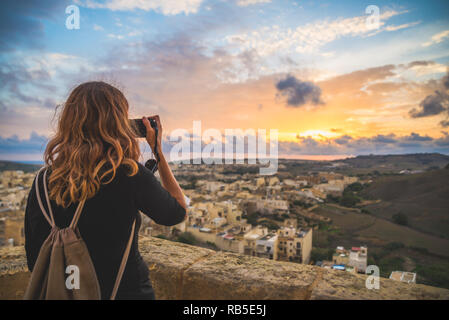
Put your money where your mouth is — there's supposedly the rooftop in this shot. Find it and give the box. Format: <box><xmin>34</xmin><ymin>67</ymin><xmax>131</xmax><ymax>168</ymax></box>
<box><xmin>390</xmin><ymin>271</ymin><xmax>417</xmax><ymax>284</ymax></box>
<box><xmin>259</xmin><ymin>234</ymin><xmax>275</xmax><ymax>241</ymax></box>
<box><xmin>1</xmin><ymin>236</ymin><xmax>448</xmax><ymax>300</ymax></box>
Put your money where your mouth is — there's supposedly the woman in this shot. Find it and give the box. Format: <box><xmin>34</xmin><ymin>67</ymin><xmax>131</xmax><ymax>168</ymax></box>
<box><xmin>24</xmin><ymin>81</ymin><xmax>187</xmax><ymax>300</ymax></box>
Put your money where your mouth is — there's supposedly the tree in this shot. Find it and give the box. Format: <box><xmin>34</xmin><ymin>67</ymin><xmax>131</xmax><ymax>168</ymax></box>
<box><xmin>311</xmin><ymin>248</ymin><xmax>334</xmax><ymax>262</ymax></box>
<box><xmin>384</xmin><ymin>242</ymin><xmax>405</xmax><ymax>251</ymax></box>
<box><xmin>326</xmin><ymin>194</ymin><xmax>340</xmax><ymax>203</ymax></box>
<box><xmin>346</xmin><ymin>182</ymin><xmax>363</xmax><ymax>192</ymax></box>
<box><xmin>392</xmin><ymin>212</ymin><xmax>408</xmax><ymax>226</ymax></box>
<box><xmin>181</xmin><ymin>177</ymin><xmax>197</xmax><ymax>189</ymax></box>
<box><xmin>260</xmin><ymin>220</ymin><xmax>280</xmax><ymax>231</ymax></box>
<box><xmin>206</xmin><ymin>241</ymin><xmax>218</xmax><ymax>249</ymax></box>
<box><xmin>244</xmin><ymin>212</ymin><xmax>261</xmax><ymax>226</ymax></box>
<box><xmin>176</xmin><ymin>232</ymin><xmax>196</xmax><ymax>245</ymax></box>
<box><xmin>293</xmin><ymin>200</ymin><xmax>313</xmax><ymax>208</ymax></box>
<box><xmin>339</xmin><ymin>192</ymin><xmax>360</xmax><ymax>207</ymax></box>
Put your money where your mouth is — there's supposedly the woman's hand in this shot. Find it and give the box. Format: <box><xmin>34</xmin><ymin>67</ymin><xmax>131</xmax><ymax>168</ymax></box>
<box><xmin>142</xmin><ymin>115</ymin><xmax>187</xmax><ymax>210</ymax></box>
<box><xmin>142</xmin><ymin>115</ymin><xmax>162</xmax><ymax>156</ymax></box>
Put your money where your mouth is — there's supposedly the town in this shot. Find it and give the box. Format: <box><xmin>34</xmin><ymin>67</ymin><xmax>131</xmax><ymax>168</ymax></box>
<box><xmin>0</xmin><ymin>159</ymin><xmax>430</xmax><ymax>286</ymax></box>
<box><xmin>142</xmin><ymin>162</ymin><xmax>376</xmax><ymax>275</ymax></box>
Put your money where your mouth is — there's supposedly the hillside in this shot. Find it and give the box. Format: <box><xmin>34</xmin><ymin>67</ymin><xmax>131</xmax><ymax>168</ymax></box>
<box><xmin>360</xmin><ymin>168</ymin><xmax>449</xmax><ymax>239</ymax></box>
<box><xmin>278</xmin><ymin>153</ymin><xmax>449</xmax><ymax>175</ymax></box>
<box><xmin>0</xmin><ymin>161</ymin><xmax>42</xmax><ymax>173</ymax></box>
<box><xmin>311</xmin><ymin>203</ymin><xmax>449</xmax><ymax>289</ymax></box>
<box><xmin>311</xmin><ymin>167</ymin><xmax>449</xmax><ymax>289</ymax></box>
<box><xmin>336</xmin><ymin>153</ymin><xmax>449</xmax><ymax>173</ymax></box>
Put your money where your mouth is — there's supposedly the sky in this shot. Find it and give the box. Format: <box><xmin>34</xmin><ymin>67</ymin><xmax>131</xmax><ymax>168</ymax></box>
<box><xmin>1</xmin><ymin>0</ymin><xmax>449</xmax><ymax>161</ymax></box>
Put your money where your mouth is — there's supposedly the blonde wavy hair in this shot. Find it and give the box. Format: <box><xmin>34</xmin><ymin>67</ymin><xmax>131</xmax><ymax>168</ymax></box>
<box><xmin>44</xmin><ymin>81</ymin><xmax>140</xmax><ymax>208</ymax></box>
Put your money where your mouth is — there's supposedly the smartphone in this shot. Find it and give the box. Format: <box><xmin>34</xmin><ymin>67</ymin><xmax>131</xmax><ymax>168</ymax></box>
<box><xmin>129</xmin><ymin>119</ymin><xmax>146</xmax><ymax>137</ymax></box>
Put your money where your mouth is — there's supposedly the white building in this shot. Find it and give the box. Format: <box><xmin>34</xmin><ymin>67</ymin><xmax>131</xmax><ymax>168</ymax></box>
<box><xmin>390</xmin><ymin>271</ymin><xmax>417</xmax><ymax>284</ymax></box>
<box><xmin>348</xmin><ymin>246</ymin><xmax>368</xmax><ymax>273</ymax></box>
<box><xmin>255</xmin><ymin>234</ymin><xmax>278</xmax><ymax>259</ymax></box>
<box><xmin>256</xmin><ymin>199</ymin><xmax>289</xmax><ymax>212</ymax></box>
<box><xmin>204</xmin><ymin>181</ymin><xmax>226</xmax><ymax>192</ymax></box>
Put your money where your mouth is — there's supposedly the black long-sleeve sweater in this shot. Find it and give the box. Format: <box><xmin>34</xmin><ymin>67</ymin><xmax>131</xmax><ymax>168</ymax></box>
<box><xmin>24</xmin><ymin>161</ymin><xmax>186</xmax><ymax>299</ymax></box>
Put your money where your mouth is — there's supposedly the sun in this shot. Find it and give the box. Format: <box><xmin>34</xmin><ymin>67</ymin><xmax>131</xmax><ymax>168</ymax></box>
<box><xmin>277</xmin><ymin>130</ymin><xmax>341</xmax><ymax>142</ymax></box>
<box><xmin>297</xmin><ymin>130</ymin><xmax>339</xmax><ymax>141</ymax></box>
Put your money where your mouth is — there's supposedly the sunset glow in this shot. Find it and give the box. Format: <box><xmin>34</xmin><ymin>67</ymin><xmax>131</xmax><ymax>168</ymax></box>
<box><xmin>297</xmin><ymin>130</ymin><xmax>341</xmax><ymax>141</ymax></box>
<box><xmin>0</xmin><ymin>1</ymin><xmax>448</xmax><ymax>160</ymax></box>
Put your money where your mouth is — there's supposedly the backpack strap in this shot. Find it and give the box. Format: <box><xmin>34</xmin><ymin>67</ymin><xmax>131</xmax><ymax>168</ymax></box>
<box><xmin>35</xmin><ymin>166</ymin><xmax>84</xmax><ymax>229</ymax></box>
<box><xmin>69</xmin><ymin>200</ymin><xmax>86</xmax><ymax>229</ymax></box>
<box><xmin>35</xmin><ymin>166</ymin><xmax>137</xmax><ymax>300</ymax></box>
<box><xmin>35</xmin><ymin>167</ymin><xmax>55</xmax><ymax>228</ymax></box>
<box><xmin>110</xmin><ymin>218</ymin><xmax>136</xmax><ymax>300</ymax></box>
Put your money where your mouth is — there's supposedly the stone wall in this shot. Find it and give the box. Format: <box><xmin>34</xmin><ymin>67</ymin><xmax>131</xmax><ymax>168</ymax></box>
<box><xmin>1</xmin><ymin>236</ymin><xmax>449</xmax><ymax>300</ymax></box>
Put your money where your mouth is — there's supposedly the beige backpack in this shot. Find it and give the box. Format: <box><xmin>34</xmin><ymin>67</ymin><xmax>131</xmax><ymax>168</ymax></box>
<box><xmin>24</xmin><ymin>167</ymin><xmax>136</xmax><ymax>300</ymax></box>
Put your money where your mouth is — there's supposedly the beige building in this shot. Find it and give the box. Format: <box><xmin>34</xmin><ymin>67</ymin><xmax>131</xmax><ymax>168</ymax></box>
<box><xmin>318</xmin><ymin>172</ymin><xmax>343</xmax><ymax>181</ymax></box>
<box><xmin>235</xmin><ymin>191</ymin><xmax>254</xmax><ymax>199</ymax></box>
<box><xmin>332</xmin><ymin>247</ymin><xmax>349</xmax><ymax>265</ymax></box>
<box><xmin>274</xmin><ymin>227</ymin><xmax>312</xmax><ymax>264</ymax></box>
<box><xmin>283</xmin><ymin>218</ymin><xmax>297</xmax><ymax>229</ymax></box>
<box><xmin>331</xmin><ymin>246</ymin><xmax>368</xmax><ymax>273</ymax></box>
<box><xmin>282</xmin><ymin>179</ymin><xmax>296</xmax><ymax>188</ymax></box>
<box><xmin>343</xmin><ymin>176</ymin><xmax>358</xmax><ymax>185</ymax></box>
<box><xmin>215</xmin><ymin>234</ymin><xmax>244</xmax><ymax>253</ymax></box>
<box><xmin>256</xmin><ymin>199</ymin><xmax>289</xmax><ymax>213</ymax></box>
<box><xmin>203</xmin><ymin>201</ymin><xmax>243</xmax><ymax>224</ymax></box>
<box><xmin>185</xmin><ymin>225</ymin><xmax>217</xmax><ymax>243</ymax></box>
<box><xmin>255</xmin><ymin>177</ymin><xmax>265</xmax><ymax>189</ymax></box>
<box><xmin>314</xmin><ymin>181</ymin><xmax>345</xmax><ymax>196</ymax></box>
<box><xmin>0</xmin><ymin>218</ymin><xmax>25</xmax><ymax>246</ymax></box>
<box><xmin>243</xmin><ymin>226</ymin><xmax>269</xmax><ymax>256</ymax></box>
<box><xmin>268</xmin><ymin>176</ymin><xmax>280</xmax><ymax>186</ymax></box>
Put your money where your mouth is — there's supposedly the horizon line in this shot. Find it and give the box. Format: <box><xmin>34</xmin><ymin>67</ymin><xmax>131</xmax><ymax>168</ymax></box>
<box><xmin>2</xmin><ymin>152</ymin><xmax>448</xmax><ymax>166</ymax></box>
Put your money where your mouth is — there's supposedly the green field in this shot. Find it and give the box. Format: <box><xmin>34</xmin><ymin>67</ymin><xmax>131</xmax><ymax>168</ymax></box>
<box><xmin>361</xmin><ymin>169</ymin><xmax>449</xmax><ymax>239</ymax></box>
<box><xmin>311</xmin><ymin>203</ymin><xmax>449</xmax><ymax>289</ymax></box>
<box><xmin>314</xmin><ymin>203</ymin><xmax>449</xmax><ymax>256</ymax></box>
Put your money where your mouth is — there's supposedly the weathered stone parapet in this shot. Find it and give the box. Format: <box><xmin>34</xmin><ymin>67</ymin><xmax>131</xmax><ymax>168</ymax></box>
<box><xmin>0</xmin><ymin>246</ymin><xmax>29</xmax><ymax>300</ymax></box>
<box><xmin>1</xmin><ymin>236</ymin><xmax>449</xmax><ymax>300</ymax></box>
